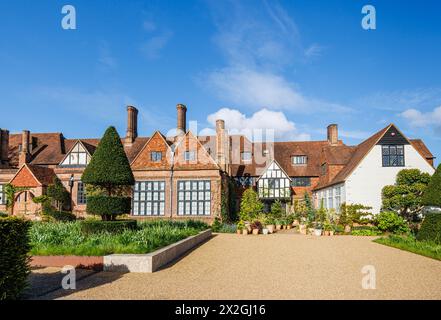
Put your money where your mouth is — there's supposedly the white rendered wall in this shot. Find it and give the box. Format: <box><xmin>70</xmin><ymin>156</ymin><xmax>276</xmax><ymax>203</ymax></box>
<box><xmin>345</xmin><ymin>144</ymin><xmax>435</xmax><ymax>214</ymax></box>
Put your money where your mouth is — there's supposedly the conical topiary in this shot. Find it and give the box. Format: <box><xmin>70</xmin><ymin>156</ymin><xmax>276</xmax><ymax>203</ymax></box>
<box><xmin>82</xmin><ymin>126</ymin><xmax>135</xmax><ymax>191</ymax></box>
<box><xmin>422</xmin><ymin>164</ymin><xmax>441</xmax><ymax>208</ymax></box>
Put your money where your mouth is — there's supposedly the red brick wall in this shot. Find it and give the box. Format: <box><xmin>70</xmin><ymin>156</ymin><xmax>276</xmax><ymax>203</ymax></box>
<box><xmin>10</xmin><ymin>166</ymin><xmax>39</xmax><ymax>187</ymax></box>
<box><xmin>131</xmin><ymin>132</ymin><xmax>172</xmax><ymax>170</ymax></box>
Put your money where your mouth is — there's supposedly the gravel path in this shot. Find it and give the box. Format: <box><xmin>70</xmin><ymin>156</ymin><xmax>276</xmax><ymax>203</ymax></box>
<box><xmin>33</xmin><ymin>233</ymin><xmax>441</xmax><ymax>300</ymax></box>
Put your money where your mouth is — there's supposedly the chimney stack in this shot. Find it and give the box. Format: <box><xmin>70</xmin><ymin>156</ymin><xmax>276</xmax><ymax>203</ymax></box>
<box><xmin>327</xmin><ymin>124</ymin><xmax>338</xmax><ymax>146</ymax></box>
<box><xmin>19</xmin><ymin>130</ymin><xmax>30</xmax><ymax>167</ymax></box>
<box><xmin>0</xmin><ymin>129</ymin><xmax>9</xmax><ymax>165</ymax></box>
<box><xmin>125</xmin><ymin>106</ymin><xmax>138</xmax><ymax>146</ymax></box>
<box><xmin>216</xmin><ymin>119</ymin><xmax>229</xmax><ymax>173</ymax></box>
<box><xmin>176</xmin><ymin>104</ymin><xmax>187</xmax><ymax>135</ymax></box>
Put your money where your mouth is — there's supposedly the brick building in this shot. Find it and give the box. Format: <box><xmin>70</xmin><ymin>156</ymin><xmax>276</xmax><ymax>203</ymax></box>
<box><xmin>0</xmin><ymin>105</ymin><xmax>436</xmax><ymax>221</ymax></box>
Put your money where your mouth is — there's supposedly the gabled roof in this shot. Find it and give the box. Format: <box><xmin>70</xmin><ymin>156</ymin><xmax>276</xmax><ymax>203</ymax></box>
<box><xmin>256</xmin><ymin>159</ymin><xmax>291</xmax><ymax>182</ymax></box>
<box><xmin>9</xmin><ymin>164</ymin><xmax>56</xmax><ymax>187</ymax></box>
<box><xmin>58</xmin><ymin>140</ymin><xmax>93</xmax><ymax>166</ymax></box>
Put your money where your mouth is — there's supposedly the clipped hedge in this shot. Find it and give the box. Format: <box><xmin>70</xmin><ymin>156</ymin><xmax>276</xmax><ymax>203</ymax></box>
<box><xmin>0</xmin><ymin>217</ymin><xmax>31</xmax><ymax>300</ymax></box>
<box><xmin>86</xmin><ymin>196</ymin><xmax>131</xmax><ymax>217</ymax></box>
<box><xmin>417</xmin><ymin>212</ymin><xmax>441</xmax><ymax>244</ymax></box>
<box><xmin>80</xmin><ymin>219</ymin><xmax>138</xmax><ymax>234</ymax></box>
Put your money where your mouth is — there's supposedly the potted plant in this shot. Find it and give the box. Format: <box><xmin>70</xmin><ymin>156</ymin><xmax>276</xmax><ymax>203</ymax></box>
<box><xmin>314</xmin><ymin>222</ymin><xmax>323</xmax><ymax>236</ymax></box>
<box><xmin>262</xmin><ymin>228</ymin><xmax>269</xmax><ymax>235</ymax></box>
<box><xmin>323</xmin><ymin>222</ymin><xmax>332</xmax><ymax>236</ymax></box>
<box><xmin>329</xmin><ymin>224</ymin><xmax>335</xmax><ymax>236</ymax></box>
<box><xmin>275</xmin><ymin>219</ymin><xmax>283</xmax><ymax>230</ymax></box>
<box><xmin>237</xmin><ymin>221</ymin><xmax>245</xmax><ymax>235</ymax></box>
<box><xmin>251</xmin><ymin>220</ymin><xmax>262</xmax><ymax>235</ymax></box>
<box><xmin>265</xmin><ymin>216</ymin><xmax>275</xmax><ymax>234</ymax></box>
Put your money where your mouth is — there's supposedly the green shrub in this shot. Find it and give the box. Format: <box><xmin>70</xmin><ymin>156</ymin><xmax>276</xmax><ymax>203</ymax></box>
<box><xmin>86</xmin><ymin>196</ymin><xmax>131</xmax><ymax>217</ymax></box>
<box><xmin>417</xmin><ymin>212</ymin><xmax>441</xmax><ymax>244</ymax></box>
<box><xmin>270</xmin><ymin>200</ymin><xmax>284</xmax><ymax>218</ymax></box>
<box><xmin>30</xmin><ymin>220</ymin><xmax>207</xmax><ymax>256</ymax></box>
<box><xmin>0</xmin><ymin>217</ymin><xmax>31</xmax><ymax>300</ymax></box>
<box><xmin>0</xmin><ymin>212</ymin><xmax>8</xmax><ymax>218</ymax></box>
<box><xmin>351</xmin><ymin>227</ymin><xmax>382</xmax><ymax>236</ymax></box>
<box><xmin>239</xmin><ymin>188</ymin><xmax>263</xmax><ymax>221</ymax></box>
<box><xmin>375</xmin><ymin>211</ymin><xmax>410</xmax><ymax>234</ymax></box>
<box><xmin>375</xmin><ymin>235</ymin><xmax>441</xmax><ymax>261</ymax></box>
<box><xmin>422</xmin><ymin>164</ymin><xmax>441</xmax><ymax>207</ymax></box>
<box><xmin>80</xmin><ymin>219</ymin><xmax>137</xmax><ymax>234</ymax></box>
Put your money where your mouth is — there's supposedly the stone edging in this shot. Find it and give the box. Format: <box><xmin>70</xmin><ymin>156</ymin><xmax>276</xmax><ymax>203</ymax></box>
<box><xmin>103</xmin><ymin>229</ymin><xmax>212</xmax><ymax>273</ymax></box>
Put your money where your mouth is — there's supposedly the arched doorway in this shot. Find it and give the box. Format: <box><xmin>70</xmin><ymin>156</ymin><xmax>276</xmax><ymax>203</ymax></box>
<box><xmin>14</xmin><ymin>190</ymin><xmax>37</xmax><ymax>217</ymax></box>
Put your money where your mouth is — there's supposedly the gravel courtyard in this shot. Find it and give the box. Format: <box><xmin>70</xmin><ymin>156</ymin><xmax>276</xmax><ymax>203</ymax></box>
<box><xmin>29</xmin><ymin>233</ymin><xmax>441</xmax><ymax>300</ymax></box>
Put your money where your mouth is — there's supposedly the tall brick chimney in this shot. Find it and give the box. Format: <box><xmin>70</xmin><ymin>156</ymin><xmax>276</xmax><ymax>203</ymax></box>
<box><xmin>125</xmin><ymin>106</ymin><xmax>138</xmax><ymax>146</ymax></box>
<box><xmin>176</xmin><ymin>104</ymin><xmax>187</xmax><ymax>135</ymax></box>
<box><xmin>327</xmin><ymin>124</ymin><xmax>338</xmax><ymax>146</ymax></box>
<box><xmin>19</xmin><ymin>130</ymin><xmax>30</xmax><ymax>167</ymax></box>
<box><xmin>0</xmin><ymin>129</ymin><xmax>9</xmax><ymax>165</ymax></box>
<box><xmin>216</xmin><ymin>119</ymin><xmax>229</xmax><ymax>173</ymax></box>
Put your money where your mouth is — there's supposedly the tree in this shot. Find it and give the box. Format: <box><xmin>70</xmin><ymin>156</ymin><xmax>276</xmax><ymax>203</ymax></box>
<box><xmin>270</xmin><ymin>200</ymin><xmax>284</xmax><ymax>218</ymax></box>
<box><xmin>304</xmin><ymin>192</ymin><xmax>315</xmax><ymax>223</ymax></box>
<box><xmin>421</xmin><ymin>164</ymin><xmax>441</xmax><ymax>208</ymax></box>
<box><xmin>239</xmin><ymin>188</ymin><xmax>263</xmax><ymax>222</ymax></box>
<box><xmin>382</xmin><ymin>169</ymin><xmax>431</xmax><ymax>221</ymax></box>
<box><xmin>81</xmin><ymin>126</ymin><xmax>135</xmax><ymax>221</ymax></box>
<box><xmin>339</xmin><ymin>203</ymin><xmax>372</xmax><ymax>227</ymax></box>
<box><xmin>46</xmin><ymin>177</ymin><xmax>70</xmax><ymax>212</ymax></box>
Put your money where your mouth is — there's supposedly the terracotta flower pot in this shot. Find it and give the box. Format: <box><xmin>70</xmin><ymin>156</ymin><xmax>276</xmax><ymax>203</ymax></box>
<box><xmin>344</xmin><ymin>225</ymin><xmax>352</xmax><ymax>233</ymax></box>
<box><xmin>266</xmin><ymin>225</ymin><xmax>275</xmax><ymax>234</ymax></box>
<box><xmin>252</xmin><ymin>229</ymin><xmax>259</xmax><ymax>235</ymax></box>
<box><xmin>242</xmin><ymin>229</ymin><xmax>248</xmax><ymax>235</ymax></box>
<box><xmin>276</xmin><ymin>224</ymin><xmax>282</xmax><ymax>230</ymax></box>
<box><xmin>324</xmin><ymin>230</ymin><xmax>330</xmax><ymax>236</ymax></box>
<box><xmin>329</xmin><ymin>231</ymin><xmax>334</xmax><ymax>236</ymax></box>
<box><xmin>286</xmin><ymin>225</ymin><xmax>292</xmax><ymax>230</ymax></box>
<box><xmin>236</xmin><ymin>229</ymin><xmax>242</xmax><ymax>235</ymax></box>
<box><xmin>299</xmin><ymin>225</ymin><xmax>307</xmax><ymax>235</ymax></box>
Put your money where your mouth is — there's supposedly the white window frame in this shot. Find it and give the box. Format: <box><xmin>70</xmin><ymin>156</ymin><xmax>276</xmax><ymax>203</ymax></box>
<box><xmin>177</xmin><ymin>180</ymin><xmax>211</xmax><ymax>216</ymax></box>
<box><xmin>132</xmin><ymin>181</ymin><xmax>166</xmax><ymax>216</ymax></box>
<box><xmin>291</xmin><ymin>155</ymin><xmax>308</xmax><ymax>165</ymax></box>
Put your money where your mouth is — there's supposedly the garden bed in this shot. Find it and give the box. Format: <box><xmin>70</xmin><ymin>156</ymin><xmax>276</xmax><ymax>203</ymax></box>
<box><xmin>29</xmin><ymin>220</ymin><xmax>208</xmax><ymax>256</ymax></box>
<box><xmin>374</xmin><ymin>235</ymin><xmax>441</xmax><ymax>261</ymax></box>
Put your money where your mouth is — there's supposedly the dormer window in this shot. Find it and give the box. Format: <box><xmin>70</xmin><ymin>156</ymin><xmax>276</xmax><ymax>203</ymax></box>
<box><xmin>291</xmin><ymin>155</ymin><xmax>307</xmax><ymax>165</ymax></box>
<box><xmin>184</xmin><ymin>151</ymin><xmax>196</xmax><ymax>161</ymax></box>
<box><xmin>321</xmin><ymin>163</ymin><xmax>327</xmax><ymax>176</ymax></box>
<box><xmin>151</xmin><ymin>151</ymin><xmax>162</xmax><ymax>162</ymax></box>
<box><xmin>241</xmin><ymin>152</ymin><xmax>252</xmax><ymax>161</ymax></box>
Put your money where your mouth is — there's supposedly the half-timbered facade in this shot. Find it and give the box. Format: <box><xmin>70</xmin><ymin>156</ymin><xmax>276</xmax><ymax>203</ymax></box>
<box><xmin>0</xmin><ymin>105</ymin><xmax>436</xmax><ymax>221</ymax></box>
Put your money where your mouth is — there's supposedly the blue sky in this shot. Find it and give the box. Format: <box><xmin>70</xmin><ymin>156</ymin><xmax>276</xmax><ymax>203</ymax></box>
<box><xmin>0</xmin><ymin>0</ymin><xmax>440</xmax><ymax>162</ymax></box>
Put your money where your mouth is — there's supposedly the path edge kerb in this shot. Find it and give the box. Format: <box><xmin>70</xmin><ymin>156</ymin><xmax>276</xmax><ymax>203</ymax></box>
<box><xmin>103</xmin><ymin>229</ymin><xmax>212</xmax><ymax>273</ymax></box>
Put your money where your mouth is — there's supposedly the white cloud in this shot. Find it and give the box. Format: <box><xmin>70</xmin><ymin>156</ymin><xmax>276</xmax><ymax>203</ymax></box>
<box><xmin>32</xmin><ymin>86</ymin><xmax>136</xmax><ymax>122</ymax></box>
<box><xmin>202</xmin><ymin>0</ymin><xmax>348</xmax><ymax>113</ymax></box>
<box><xmin>141</xmin><ymin>31</ymin><xmax>173</xmax><ymax>60</ymax></box>
<box><xmin>400</xmin><ymin>106</ymin><xmax>441</xmax><ymax>130</ymax></box>
<box><xmin>359</xmin><ymin>88</ymin><xmax>441</xmax><ymax>112</ymax></box>
<box><xmin>203</xmin><ymin>107</ymin><xmax>311</xmax><ymax>141</ymax></box>
<box><xmin>305</xmin><ymin>44</ymin><xmax>324</xmax><ymax>58</ymax></box>
<box><xmin>142</xmin><ymin>20</ymin><xmax>156</xmax><ymax>32</ymax></box>
<box><xmin>98</xmin><ymin>42</ymin><xmax>117</xmax><ymax>70</ymax></box>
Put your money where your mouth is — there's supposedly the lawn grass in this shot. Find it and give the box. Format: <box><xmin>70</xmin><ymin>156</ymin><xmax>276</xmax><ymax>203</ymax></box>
<box><xmin>29</xmin><ymin>220</ymin><xmax>208</xmax><ymax>256</ymax></box>
<box><xmin>374</xmin><ymin>235</ymin><xmax>441</xmax><ymax>261</ymax></box>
